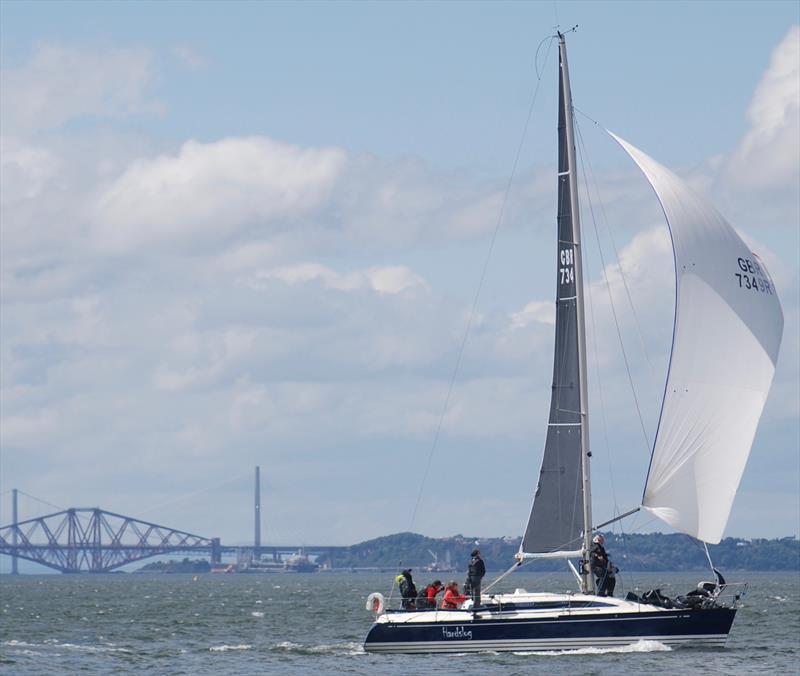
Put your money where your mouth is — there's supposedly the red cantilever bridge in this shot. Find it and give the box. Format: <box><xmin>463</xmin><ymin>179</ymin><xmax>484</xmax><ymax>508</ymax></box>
<box><xmin>0</xmin><ymin>508</ymin><xmax>223</xmax><ymax>573</ymax></box>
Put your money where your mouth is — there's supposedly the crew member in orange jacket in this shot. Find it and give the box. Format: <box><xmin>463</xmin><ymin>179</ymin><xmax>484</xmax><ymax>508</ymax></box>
<box><xmin>441</xmin><ymin>580</ymin><xmax>467</xmax><ymax>609</ymax></box>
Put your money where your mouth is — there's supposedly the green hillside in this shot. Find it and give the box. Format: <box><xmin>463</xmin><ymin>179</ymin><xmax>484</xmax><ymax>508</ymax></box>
<box><xmin>323</xmin><ymin>532</ymin><xmax>799</xmax><ymax>572</ymax></box>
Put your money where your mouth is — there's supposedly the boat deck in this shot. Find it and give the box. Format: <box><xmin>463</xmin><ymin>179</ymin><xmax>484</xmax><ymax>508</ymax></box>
<box><xmin>379</xmin><ymin>590</ymin><xmax>669</xmax><ymax>624</ymax></box>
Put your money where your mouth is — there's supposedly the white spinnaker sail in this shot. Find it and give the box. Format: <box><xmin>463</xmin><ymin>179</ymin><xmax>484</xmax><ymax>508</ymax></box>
<box><xmin>611</xmin><ymin>132</ymin><xmax>784</xmax><ymax>544</ymax></box>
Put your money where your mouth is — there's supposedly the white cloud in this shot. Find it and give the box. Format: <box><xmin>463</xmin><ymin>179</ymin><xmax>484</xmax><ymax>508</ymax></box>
<box><xmin>510</xmin><ymin>301</ymin><xmax>555</xmax><ymax>328</ymax></box>
<box><xmin>214</xmin><ymin>240</ymin><xmax>282</xmax><ymax>272</ymax></box>
<box><xmin>84</xmin><ymin>135</ymin><xmax>556</xmax><ymax>258</ymax></box>
<box><xmin>331</xmin><ymin>159</ymin><xmax>551</xmax><ymax>249</ymax></box>
<box><xmin>252</xmin><ymin>263</ymin><xmax>429</xmax><ymax>295</ymax></box>
<box><xmin>153</xmin><ymin>328</ymin><xmax>258</xmax><ymax>392</ymax></box>
<box><xmin>0</xmin><ymin>44</ymin><xmax>161</xmax><ymax>133</ymax></box>
<box><xmin>171</xmin><ymin>45</ymin><xmax>207</xmax><ymax>69</ymax></box>
<box><xmin>724</xmin><ymin>26</ymin><xmax>800</xmax><ymax>194</ymax></box>
<box><xmin>0</xmin><ymin>137</ymin><xmax>61</xmax><ymax>203</ymax></box>
<box><xmin>595</xmin><ymin>225</ymin><xmax>673</xmax><ymax>307</ymax></box>
<box><xmin>92</xmin><ymin>136</ymin><xmax>347</xmax><ymax>252</ymax></box>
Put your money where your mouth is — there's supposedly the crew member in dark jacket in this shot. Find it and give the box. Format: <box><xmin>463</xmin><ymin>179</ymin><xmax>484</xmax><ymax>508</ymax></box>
<box><xmin>590</xmin><ymin>534</ymin><xmax>616</xmax><ymax>597</ymax></box>
<box><xmin>467</xmin><ymin>549</ymin><xmax>486</xmax><ymax>607</ymax></box>
<box><xmin>418</xmin><ymin>579</ymin><xmax>443</xmax><ymax>609</ymax></box>
<box><xmin>397</xmin><ymin>569</ymin><xmax>417</xmax><ymax>609</ymax></box>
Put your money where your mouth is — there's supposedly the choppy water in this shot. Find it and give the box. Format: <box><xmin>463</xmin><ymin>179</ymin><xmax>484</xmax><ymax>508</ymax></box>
<box><xmin>1</xmin><ymin>571</ymin><xmax>797</xmax><ymax>674</ymax></box>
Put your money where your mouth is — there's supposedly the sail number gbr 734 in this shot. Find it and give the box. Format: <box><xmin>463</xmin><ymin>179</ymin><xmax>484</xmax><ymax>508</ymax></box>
<box><xmin>560</xmin><ymin>248</ymin><xmax>575</xmax><ymax>285</ymax></box>
<box><xmin>735</xmin><ymin>257</ymin><xmax>773</xmax><ymax>295</ymax></box>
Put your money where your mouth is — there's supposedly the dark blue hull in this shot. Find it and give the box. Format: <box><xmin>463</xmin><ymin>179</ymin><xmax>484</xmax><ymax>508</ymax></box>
<box><xmin>364</xmin><ymin>607</ymin><xmax>737</xmax><ymax>653</ymax></box>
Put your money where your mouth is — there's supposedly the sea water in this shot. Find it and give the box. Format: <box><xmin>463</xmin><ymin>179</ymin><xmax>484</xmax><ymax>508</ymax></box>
<box><xmin>1</xmin><ymin>571</ymin><xmax>797</xmax><ymax>674</ymax></box>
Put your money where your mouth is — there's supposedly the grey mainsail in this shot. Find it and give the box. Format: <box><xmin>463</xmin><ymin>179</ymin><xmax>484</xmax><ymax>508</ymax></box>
<box><xmin>521</xmin><ymin>36</ymin><xmax>590</xmax><ymax>560</ymax></box>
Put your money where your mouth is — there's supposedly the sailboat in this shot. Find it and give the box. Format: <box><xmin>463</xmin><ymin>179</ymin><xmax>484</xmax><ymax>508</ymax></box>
<box><xmin>363</xmin><ymin>31</ymin><xmax>784</xmax><ymax>653</ymax></box>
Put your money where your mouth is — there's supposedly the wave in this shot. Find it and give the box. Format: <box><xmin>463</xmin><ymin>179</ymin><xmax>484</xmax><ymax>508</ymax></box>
<box><xmin>209</xmin><ymin>644</ymin><xmax>253</xmax><ymax>652</ymax></box>
<box><xmin>7</xmin><ymin>649</ymin><xmax>47</xmax><ymax>657</ymax></box>
<box><xmin>512</xmin><ymin>640</ymin><xmax>672</xmax><ymax>656</ymax></box>
<box><xmin>4</xmin><ymin>642</ymin><xmax>48</xmax><ymax>658</ymax></box>
<box><xmin>61</xmin><ymin>643</ymin><xmax>132</xmax><ymax>654</ymax></box>
<box><xmin>4</xmin><ymin>639</ymin><xmax>131</xmax><ymax>654</ymax></box>
<box><xmin>272</xmin><ymin>641</ymin><xmax>364</xmax><ymax>656</ymax></box>
<box><xmin>251</xmin><ymin>611</ymin><xmax>265</xmax><ymax>618</ymax></box>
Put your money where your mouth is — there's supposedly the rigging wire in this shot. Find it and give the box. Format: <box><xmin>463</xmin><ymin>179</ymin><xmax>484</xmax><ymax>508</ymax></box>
<box><xmin>703</xmin><ymin>541</ymin><xmax>717</xmax><ymax>577</ymax></box>
<box><xmin>0</xmin><ymin>490</ymin><xmax>64</xmax><ymax>528</ymax></box>
<box><xmin>583</xmin><ymin>232</ymin><xmax>620</xmax><ymax>514</ymax></box>
<box><xmin>573</xmin><ymin>107</ymin><xmax>659</xmax><ymax>388</ymax></box>
<box><xmin>583</xmin><ymin>271</ymin><xmax>632</xmax><ymax>592</ymax></box>
<box><xmin>407</xmin><ymin>35</ymin><xmax>557</xmax><ymax>533</ymax></box>
<box><xmin>615</xmin><ymin>510</ymin><xmax>666</xmax><ymax>594</ymax></box>
<box><xmin>139</xmin><ymin>471</ymin><xmax>253</xmax><ymax>516</ymax></box>
<box><xmin>573</xmin><ymin>115</ymin><xmax>654</xmax><ymax>596</ymax></box>
<box><xmin>535</xmin><ymin>34</ymin><xmax>556</xmax><ymax>80</ymax></box>
<box><xmin>572</xmin><ymin>105</ymin><xmax>689</xmax><ymax>595</ymax></box>
<box><xmin>573</xmin><ymin>116</ymin><xmax>643</xmax><ymax>594</ymax></box>
<box><xmin>484</xmin><ymin>559</ymin><xmax>526</xmax><ymax>593</ymax></box>
<box><xmin>575</xmin><ymin>121</ymin><xmax>650</xmax><ymax>591</ymax></box>
<box><xmin>17</xmin><ymin>490</ymin><xmax>64</xmax><ymax>514</ymax></box>
<box><xmin>574</xmin><ymin>117</ymin><xmax>652</xmax><ymax>456</ymax></box>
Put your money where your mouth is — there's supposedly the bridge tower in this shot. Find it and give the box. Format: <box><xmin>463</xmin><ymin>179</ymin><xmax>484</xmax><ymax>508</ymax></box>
<box><xmin>11</xmin><ymin>489</ymin><xmax>18</xmax><ymax>575</ymax></box>
<box><xmin>254</xmin><ymin>465</ymin><xmax>261</xmax><ymax>556</ymax></box>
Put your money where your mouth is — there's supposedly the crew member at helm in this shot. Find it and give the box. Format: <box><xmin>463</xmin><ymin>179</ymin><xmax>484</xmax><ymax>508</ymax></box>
<box><xmin>590</xmin><ymin>534</ymin><xmax>617</xmax><ymax>597</ymax></box>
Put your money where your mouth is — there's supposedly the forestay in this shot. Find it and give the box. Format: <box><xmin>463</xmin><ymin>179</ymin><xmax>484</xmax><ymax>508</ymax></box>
<box><xmin>611</xmin><ymin>133</ymin><xmax>784</xmax><ymax>544</ymax></box>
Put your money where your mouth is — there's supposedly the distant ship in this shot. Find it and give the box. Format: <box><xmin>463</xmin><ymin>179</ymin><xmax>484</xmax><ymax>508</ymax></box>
<box><xmin>284</xmin><ymin>551</ymin><xmax>319</xmax><ymax>573</ymax></box>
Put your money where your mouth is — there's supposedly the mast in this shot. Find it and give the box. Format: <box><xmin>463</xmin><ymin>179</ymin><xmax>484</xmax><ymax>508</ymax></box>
<box><xmin>517</xmin><ymin>31</ymin><xmax>593</xmax><ymax>590</ymax></box>
<box><xmin>558</xmin><ymin>32</ymin><xmax>593</xmax><ymax>593</ymax></box>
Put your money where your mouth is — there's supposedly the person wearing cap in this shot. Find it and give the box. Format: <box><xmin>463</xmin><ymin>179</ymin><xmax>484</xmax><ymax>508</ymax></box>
<box><xmin>441</xmin><ymin>580</ymin><xmax>467</xmax><ymax>609</ymax></box>
<box><xmin>590</xmin><ymin>534</ymin><xmax>616</xmax><ymax>597</ymax></box>
<box><xmin>467</xmin><ymin>549</ymin><xmax>486</xmax><ymax>607</ymax></box>
<box><xmin>396</xmin><ymin>569</ymin><xmax>417</xmax><ymax>609</ymax></box>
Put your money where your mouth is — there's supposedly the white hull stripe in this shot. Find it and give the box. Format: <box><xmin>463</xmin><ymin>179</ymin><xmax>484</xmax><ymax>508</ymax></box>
<box><xmin>384</xmin><ymin>612</ymin><xmax>702</xmax><ymax>627</ymax></box>
<box><xmin>365</xmin><ymin>633</ymin><xmax>728</xmax><ymax>653</ymax></box>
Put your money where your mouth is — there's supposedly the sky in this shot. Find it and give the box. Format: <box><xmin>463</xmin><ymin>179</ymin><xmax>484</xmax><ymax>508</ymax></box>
<box><xmin>1</xmin><ymin>1</ymin><xmax>798</xmax><ymax>559</ymax></box>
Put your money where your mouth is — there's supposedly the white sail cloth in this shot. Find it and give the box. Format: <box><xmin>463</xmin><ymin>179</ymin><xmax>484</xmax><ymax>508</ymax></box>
<box><xmin>611</xmin><ymin>133</ymin><xmax>784</xmax><ymax>544</ymax></box>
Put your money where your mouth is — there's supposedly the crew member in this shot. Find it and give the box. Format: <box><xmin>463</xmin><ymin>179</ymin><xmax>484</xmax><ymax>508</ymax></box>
<box><xmin>590</xmin><ymin>534</ymin><xmax>617</xmax><ymax>597</ymax></box>
<box><xmin>441</xmin><ymin>580</ymin><xmax>467</xmax><ymax>609</ymax></box>
<box><xmin>396</xmin><ymin>569</ymin><xmax>417</xmax><ymax>609</ymax></box>
<box><xmin>467</xmin><ymin>548</ymin><xmax>486</xmax><ymax>607</ymax></box>
<box><xmin>422</xmin><ymin>579</ymin><xmax>443</xmax><ymax>609</ymax></box>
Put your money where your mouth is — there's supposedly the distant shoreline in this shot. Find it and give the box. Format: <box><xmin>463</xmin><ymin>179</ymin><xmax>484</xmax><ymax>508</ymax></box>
<box><xmin>319</xmin><ymin>532</ymin><xmax>800</xmax><ymax>573</ymax></box>
<box><xmin>3</xmin><ymin>532</ymin><xmax>797</xmax><ymax>575</ymax></box>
